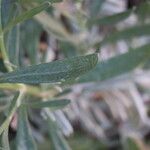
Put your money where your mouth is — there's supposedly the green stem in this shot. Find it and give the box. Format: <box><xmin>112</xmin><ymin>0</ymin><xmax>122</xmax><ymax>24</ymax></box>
<box><xmin>0</xmin><ymin>83</ymin><xmax>58</xmax><ymax>98</ymax></box>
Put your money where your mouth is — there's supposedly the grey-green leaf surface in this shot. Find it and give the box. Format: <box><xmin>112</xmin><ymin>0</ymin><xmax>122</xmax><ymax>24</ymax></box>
<box><xmin>16</xmin><ymin>106</ymin><xmax>37</xmax><ymax>150</ymax></box>
<box><xmin>48</xmin><ymin>118</ymin><xmax>71</xmax><ymax>150</ymax></box>
<box><xmin>19</xmin><ymin>20</ymin><xmax>42</xmax><ymax>65</ymax></box>
<box><xmin>88</xmin><ymin>9</ymin><xmax>132</xmax><ymax>26</ymax></box>
<box><xmin>7</xmin><ymin>25</ymin><xmax>20</xmax><ymax>66</ymax></box>
<box><xmin>0</xmin><ymin>53</ymin><xmax>98</xmax><ymax>84</ymax></box>
<box><xmin>89</xmin><ymin>0</ymin><xmax>104</xmax><ymax>18</ymax></box>
<box><xmin>100</xmin><ymin>24</ymin><xmax>150</xmax><ymax>46</ymax></box>
<box><xmin>88</xmin><ymin>1</ymin><xmax>150</xmax><ymax>27</ymax></box>
<box><xmin>2</xmin><ymin>128</ymin><xmax>10</xmax><ymax>150</ymax></box>
<box><xmin>18</xmin><ymin>0</ymin><xmax>62</xmax><ymax>4</ymax></box>
<box><xmin>79</xmin><ymin>44</ymin><xmax>150</xmax><ymax>83</ymax></box>
<box><xmin>3</xmin><ymin>2</ymin><xmax>50</xmax><ymax>33</ymax></box>
<box><xmin>25</xmin><ymin>99</ymin><xmax>70</xmax><ymax>109</ymax></box>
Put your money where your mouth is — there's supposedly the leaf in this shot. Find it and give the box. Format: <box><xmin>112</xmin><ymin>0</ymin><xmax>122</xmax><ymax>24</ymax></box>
<box><xmin>16</xmin><ymin>106</ymin><xmax>37</xmax><ymax>150</ymax></box>
<box><xmin>3</xmin><ymin>2</ymin><xmax>50</xmax><ymax>33</ymax></box>
<box><xmin>7</xmin><ymin>25</ymin><xmax>20</xmax><ymax>66</ymax></box>
<box><xmin>1</xmin><ymin>0</ymin><xmax>17</xmax><ymax>28</ymax></box>
<box><xmin>19</xmin><ymin>20</ymin><xmax>42</xmax><ymax>65</ymax></box>
<box><xmin>79</xmin><ymin>44</ymin><xmax>150</xmax><ymax>83</ymax></box>
<box><xmin>88</xmin><ymin>9</ymin><xmax>132</xmax><ymax>26</ymax></box>
<box><xmin>18</xmin><ymin>0</ymin><xmax>62</xmax><ymax>4</ymax></box>
<box><xmin>88</xmin><ymin>2</ymin><xmax>150</xmax><ymax>27</ymax></box>
<box><xmin>100</xmin><ymin>24</ymin><xmax>150</xmax><ymax>46</ymax></box>
<box><xmin>0</xmin><ymin>53</ymin><xmax>98</xmax><ymax>84</ymax></box>
<box><xmin>25</xmin><ymin>99</ymin><xmax>70</xmax><ymax>109</ymax></box>
<box><xmin>47</xmin><ymin>117</ymin><xmax>71</xmax><ymax>150</ymax></box>
<box><xmin>89</xmin><ymin>0</ymin><xmax>104</xmax><ymax>18</ymax></box>
<box><xmin>2</xmin><ymin>128</ymin><xmax>10</xmax><ymax>150</ymax></box>
<box><xmin>135</xmin><ymin>1</ymin><xmax>150</xmax><ymax>19</ymax></box>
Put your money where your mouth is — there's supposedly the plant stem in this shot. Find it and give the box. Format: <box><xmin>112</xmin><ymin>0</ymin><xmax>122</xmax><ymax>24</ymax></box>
<box><xmin>0</xmin><ymin>83</ymin><xmax>58</xmax><ymax>98</ymax></box>
<box><xmin>0</xmin><ymin>91</ymin><xmax>25</xmax><ymax>135</ymax></box>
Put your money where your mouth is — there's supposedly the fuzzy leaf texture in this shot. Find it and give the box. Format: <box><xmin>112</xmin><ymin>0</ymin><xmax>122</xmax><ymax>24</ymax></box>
<box><xmin>0</xmin><ymin>54</ymin><xmax>98</xmax><ymax>84</ymax></box>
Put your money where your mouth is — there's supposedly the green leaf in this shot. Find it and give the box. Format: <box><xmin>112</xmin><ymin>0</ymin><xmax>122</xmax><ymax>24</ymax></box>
<box><xmin>3</xmin><ymin>2</ymin><xmax>50</xmax><ymax>33</ymax></box>
<box><xmin>135</xmin><ymin>1</ymin><xmax>150</xmax><ymax>19</ymax></box>
<box><xmin>47</xmin><ymin>118</ymin><xmax>71</xmax><ymax>150</ymax></box>
<box><xmin>0</xmin><ymin>53</ymin><xmax>98</xmax><ymax>84</ymax></box>
<box><xmin>2</xmin><ymin>128</ymin><xmax>10</xmax><ymax>150</ymax></box>
<box><xmin>19</xmin><ymin>20</ymin><xmax>42</xmax><ymax>65</ymax></box>
<box><xmin>25</xmin><ymin>99</ymin><xmax>70</xmax><ymax>109</ymax></box>
<box><xmin>16</xmin><ymin>106</ymin><xmax>37</xmax><ymax>150</ymax></box>
<box><xmin>7</xmin><ymin>25</ymin><xmax>20</xmax><ymax>66</ymax></box>
<box><xmin>79</xmin><ymin>44</ymin><xmax>150</xmax><ymax>83</ymax></box>
<box><xmin>100</xmin><ymin>24</ymin><xmax>150</xmax><ymax>46</ymax></box>
<box><xmin>18</xmin><ymin>0</ymin><xmax>62</xmax><ymax>4</ymax></box>
<box><xmin>89</xmin><ymin>0</ymin><xmax>104</xmax><ymax>17</ymax></box>
<box><xmin>1</xmin><ymin>0</ymin><xmax>17</xmax><ymax>28</ymax></box>
<box><xmin>88</xmin><ymin>2</ymin><xmax>150</xmax><ymax>27</ymax></box>
<box><xmin>88</xmin><ymin>9</ymin><xmax>132</xmax><ymax>26</ymax></box>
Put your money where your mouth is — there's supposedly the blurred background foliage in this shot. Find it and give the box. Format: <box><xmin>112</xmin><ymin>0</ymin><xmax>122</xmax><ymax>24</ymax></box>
<box><xmin>0</xmin><ymin>0</ymin><xmax>150</xmax><ymax>150</ymax></box>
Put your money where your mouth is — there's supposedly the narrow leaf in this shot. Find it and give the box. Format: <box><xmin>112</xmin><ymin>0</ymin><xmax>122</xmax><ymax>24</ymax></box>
<box><xmin>16</xmin><ymin>106</ymin><xmax>37</xmax><ymax>150</ymax></box>
<box><xmin>18</xmin><ymin>0</ymin><xmax>62</xmax><ymax>4</ymax></box>
<box><xmin>0</xmin><ymin>53</ymin><xmax>98</xmax><ymax>84</ymax></box>
<box><xmin>47</xmin><ymin>118</ymin><xmax>71</xmax><ymax>150</ymax></box>
<box><xmin>100</xmin><ymin>24</ymin><xmax>150</xmax><ymax>46</ymax></box>
<box><xmin>25</xmin><ymin>99</ymin><xmax>70</xmax><ymax>109</ymax></box>
<box><xmin>79</xmin><ymin>44</ymin><xmax>150</xmax><ymax>83</ymax></box>
<box><xmin>101</xmin><ymin>24</ymin><xmax>150</xmax><ymax>45</ymax></box>
<box><xmin>88</xmin><ymin>9</ymin><xmax>132</xmax><ymax>26</ymax></box>
<box><xmin>3</xmin><ymin>2</ymin><xmax>50</xmax><ymax>33</ymax></box>
<box><xmin>2</xmin><ymin>128</ymin><xmax>10</xmax><ymax>150</ymax></box>
<box><xmin>89</xmin><ymin>0</ymin><xmax>104</xmax><ymax>17</ymax></box>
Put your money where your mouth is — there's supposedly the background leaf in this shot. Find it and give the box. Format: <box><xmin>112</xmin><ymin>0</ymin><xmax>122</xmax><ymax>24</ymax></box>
<box><xmin>3</xmin><ymin>2</ymin><xmax>50</xmax><ymax>33</ymax></box>
<box><xmin>100</xmin><ymin>24</ymin><xmax>150</xmax><ymax>46</ymax></box>
<box><xmin>47</xmin><ymin>118</ymin><xmax>71</xmax><ymax>150</ymax></box>
<box><xmin>79</xmin><ymin>44</ymin><xmax>150</xmax><ymax>83</ymax></box>
<box><xmin>16</xmin><ymin>106</ymin><xmax>37</xmax><ymax>150</ymax></box>
<box><xmin>25</xmin><ymin>99</ymin><xmax>70</xmax><ymax>109</ymax></box>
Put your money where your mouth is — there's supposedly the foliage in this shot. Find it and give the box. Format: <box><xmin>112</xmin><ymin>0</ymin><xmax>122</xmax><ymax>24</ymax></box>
<box><xmin>0</xmin><ymin>0</ymin><xmax>150</xmax><ymax>150</ymax></box>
